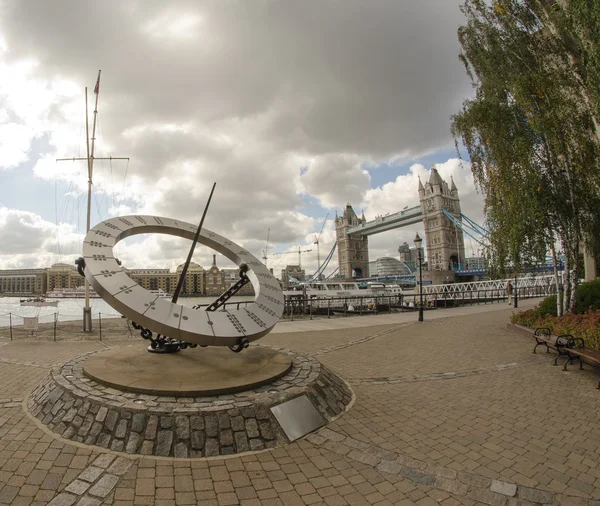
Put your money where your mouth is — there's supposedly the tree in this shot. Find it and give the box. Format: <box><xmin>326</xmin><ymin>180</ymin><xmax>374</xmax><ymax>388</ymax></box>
<box><xmin>452</xmin><ymin>0</ymin><xmax>600</xmax><ymax>314</ymax></box>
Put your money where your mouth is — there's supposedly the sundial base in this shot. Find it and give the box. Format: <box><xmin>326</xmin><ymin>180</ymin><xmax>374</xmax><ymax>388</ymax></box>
<box><xmin>82</xmin><ymin>345</ymin><xmax>293</xmax><ymax>396</ymax></box>
<box><xmin>27</xmin><ymin>345</ymin><xmax>354</xmax><ymax>458</ymax></box>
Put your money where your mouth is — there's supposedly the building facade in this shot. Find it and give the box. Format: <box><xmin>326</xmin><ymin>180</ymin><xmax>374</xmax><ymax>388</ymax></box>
<box><xmin>46</xmin><ymin>263</ymin><xmax>84</xmax><ymax>291</ymax></box>
<box><xmin>0</xmin><ymin>268</ymin><xmax>47</xmax><ymax>296</ymax></box>
<box><xmin>280</xmin><ymin>265</ymin><xmax>305</xmax><ymax>290</ymax></box>
<box><xmin>205</xmin><ymin>255</ymin><xmax>227</xmax><ymax>296</ymax></box>
<box><xmin>397</xmin><ymin>243</ymin><xmax>425</xmax><ymax>273</ymax></box>
<box><xmin>335</xmin><ymin>203</ymin><xmax>369</xmax><ymax>279</ymax></box>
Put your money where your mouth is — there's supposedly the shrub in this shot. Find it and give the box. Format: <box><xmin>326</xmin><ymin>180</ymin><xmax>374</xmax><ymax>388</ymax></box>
<box><xmin>574</xmin><ymin>279</ymin><xmax>600</xmax><ymax>314</ymax></box>
<box><xmin>511</xmin><ymin>307</ymin><xmax>600</xmax><ymax>351</ymax></box>
<box><xmin>537</xmin><ymin>294</ymin><xmax>557</xmax><ymax>317</ymax></box>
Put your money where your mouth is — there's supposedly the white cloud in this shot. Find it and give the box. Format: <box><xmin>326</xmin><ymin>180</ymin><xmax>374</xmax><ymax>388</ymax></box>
<box><xmin>300</xmin><ymin>154</ymin><xmax>372</xmax><ymax>209</ymax></box>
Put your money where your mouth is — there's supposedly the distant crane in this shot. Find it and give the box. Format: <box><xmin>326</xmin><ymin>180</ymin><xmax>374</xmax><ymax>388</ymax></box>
<box><xmin>262</xmin><ymin>228</ymin><xmax>270</xmax><ymax>267</ymax></box>
<box><xmin>269</xmin><ymin>247</ymin><xmax>313</xmax><ymax>269</ymax></box>
<box><xmin>313</xmin><ymin>213</ymin><xmax>329</xmax><ymax>277</ymax></box>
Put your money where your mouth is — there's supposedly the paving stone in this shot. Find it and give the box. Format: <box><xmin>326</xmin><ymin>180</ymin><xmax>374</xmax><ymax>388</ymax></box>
<box><xmin>399</xmin><ymin>467</ymin><xmax>435</xmax><ymax>486</ymax></box>
<box><xmin>89</xmin><ymin>422</ymin><xmax>102</xmax><ymax>437</ymax></box>
<box><xmin>517</xmin><ymin>486</ymin><xmax>553</xmax><ymax>504</ymax></box>
<box><xmin>205</xmin><ymin>438</ymin><xmax>219</xmax><ymax>456</ymax></box>
<box><xmin>190</xmin><ymin>415</ymin><xmax>204</xmax><ymax>431</ymax></box>
<box><xmin>78</xmin><ymin>466</ymin><xmax>104</xmax><ymax>483</ymax></box>
<box><xmin>156</xmin><ymin>430</ymin><xmax>174</xmax><ymax>457</ymax></box>
<box><xmin>175</xmin><ymin>416</ymin><xmax>189</xmax><ymax>439</ymax></box>
<box><xmin>160</xmin><ymin>416</ymin><xmax>174</xmax><ymax>429</ymax></box>
<box><xmin>114</xmin><ymin>419</ymin><xmax>128</xmax><ymax>439</ymax></box>
<box><xmin>245</xmin><ymin>418</ymin><xmax>259</xmax><ymax>438</ymax></box>
<box><xmin>234</xmin><ymin>431</ymin><xmax>249</xmax><ymax>452</ymax></box>
<box><xmin>231</xmin><ymin>415</ymin><xmax>245</xmax><ymax>432</ymax></box>
<box><xmin>145</xmin><ymin>415</ymin><xmax>158</xmax><ymax>440</ymax></box>
<box><xmin>88</xmin><ymin>474</ymin><xmax>120</xmax><ymax>498</ymax></box>
<box><xmin>108</xmin><ymin>457</ymin><xmax>133</xmax><ymax>476</ymax></box>
<box><xmin>93</xmin><ymin>454</ymin><xmax>116</xmax><ymax>469</ymax></box>
<box><xmin>0</xmin><ymin>485</ymin><xmax>20</xmax><ymax>504</ymax></box>
<box><xmin>174</xmin><ymin>442</ymin><xmax>188</xmax><ymax>458</ymax></box>
<box><xmin>96</xmin><ymin>433</ymin><xmax>111</xmax><ymax>448</ymax></box>
<box><xmin>126</xmin><ymin>432</ymin><xmax>141</xmax><ymax>454</ymax></box>
<box><xmin>205</xmin><ymin>415</ymin><xmax>218</xmax><ymax>437</ymax></box>
<box><xmin>491</xmin><ymin>480</ymin><xmax>518</xmax><ymax>497</ymax></box>
<box><xmin>131</xmin><ymin>413</ymin><xmax>146</xmax><ymax>433</ymax></box>
<box><xmin>75</xmin><ymin>497</ymin><xmax>101</xmax><ymax>506</ymax></box>
<box><xmin>191</xmin><ymin>430</ymin><xmax>205</xmax><ymax>450</ymax></box>
<box><xmin>47</xmin><ymin>492</ymin><xmax>77</xmax><ymax>506</ymax></box>
<box><xmin>220</xmin><ymin>429</ymin><xmax>234</xmax><ymax>446</ymax></box>
<box><xmin>249</xmin><ymin>438</ymin><xmax>265</xmax><ymax>451</ymax></box>
<box><xmin>104</xmin><ymin>410</ymin><xmax>118</xmax><ymax>431</ymax></box>
<box><xmin>95</xmin><ymin>407</ymin><xmax>108</xmax><ymax>423</ymax></box>
<box><xmin>468</xmin><ymin>488</ymin><xmax>509</xmax><ymax>506</ymax></box>
<box><xmin>65</xmin><ymin>479</ymin><xmax>91</xmax><ymax>494</ymax></box>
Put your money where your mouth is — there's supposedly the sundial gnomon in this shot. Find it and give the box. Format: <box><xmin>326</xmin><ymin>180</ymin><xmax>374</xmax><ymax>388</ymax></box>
<box><xmin>76</xmin><ymin>214</ymin><xmax>284</xmax><ymax>353</ymax></box>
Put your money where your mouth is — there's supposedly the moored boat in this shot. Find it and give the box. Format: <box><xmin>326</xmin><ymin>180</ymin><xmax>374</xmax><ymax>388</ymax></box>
<box><xmin>20</xmin><ymin>297</ymin><xmax>59</xmax><ymax>307</ymax></box>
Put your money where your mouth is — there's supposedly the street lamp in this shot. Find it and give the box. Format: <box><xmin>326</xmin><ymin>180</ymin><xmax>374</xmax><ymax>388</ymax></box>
<box><xmin>414</xmin><ymin>233</ymin><xmax>424</xmax><ymax>322</ymax></box>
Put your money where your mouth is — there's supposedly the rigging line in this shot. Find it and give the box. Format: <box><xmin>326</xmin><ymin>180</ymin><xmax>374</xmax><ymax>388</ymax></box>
<box><xmin>116</xmin><ymin>158</ymin><xmax>130</xmax><ymax>215</ymax></box>
<box><xmin>54</xmin><ymin>178</ymin><xmax>61</xmax><ymax>259</ymax></box>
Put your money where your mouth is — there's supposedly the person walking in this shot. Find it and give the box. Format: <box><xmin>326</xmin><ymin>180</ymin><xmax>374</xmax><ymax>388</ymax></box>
<box><xmin>506</xmin><ymin>280</ymin><xmax>513</xmax><ymax>305</ymax></box>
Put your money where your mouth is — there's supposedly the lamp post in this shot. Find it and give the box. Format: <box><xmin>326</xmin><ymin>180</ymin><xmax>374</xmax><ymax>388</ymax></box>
<box><xmin>414</xmin><ymin>233</ymin><xmax>424</xmax><ymax>322</ymax></box>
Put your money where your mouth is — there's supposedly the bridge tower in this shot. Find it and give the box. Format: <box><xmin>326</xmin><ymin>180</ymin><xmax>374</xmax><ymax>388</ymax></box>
<box><xmin>419</xmin><ymin>167</ymin><xmax>465</xmax><ymax>272</ymax></box>
<box><xmin>335</xmin><ymin>203</ymin><xmax>369</xmax><ymax>279</ymax></box>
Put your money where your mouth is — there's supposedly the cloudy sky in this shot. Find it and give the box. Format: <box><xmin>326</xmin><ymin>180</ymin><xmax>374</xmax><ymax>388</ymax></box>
<box><xmin>0</xmin><ymin>0</ymin><xmax>485</xmax><ymax>277</ymax></box>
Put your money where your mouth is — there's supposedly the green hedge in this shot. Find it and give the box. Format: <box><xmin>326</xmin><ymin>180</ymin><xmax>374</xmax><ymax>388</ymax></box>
<box><xmin>574</xmin><ymin>278</ymin><xmax>600</xmax><ymax>314</ymax></box>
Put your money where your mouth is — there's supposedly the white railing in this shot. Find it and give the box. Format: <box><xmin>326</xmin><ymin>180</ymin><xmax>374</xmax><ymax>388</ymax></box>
<box><xmin>421</xmin><ymin>274</ymin><xmax>557</xmax><ymax>300</ymax></box>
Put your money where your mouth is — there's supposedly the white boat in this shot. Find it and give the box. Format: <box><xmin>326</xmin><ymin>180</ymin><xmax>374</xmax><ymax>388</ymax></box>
<box><xmin>284</xmin><ymin>281</ymin><xmax>405</xmax><ymax>299</ymax></box>
<box><xmin>284</xmin><ymin>281</ymin><xmax>366</xmax><ymax>299</ymax></box>
<box><xmin>46</xmin><ymin>286</ymin><xmax>100</xmax><ymax>299</ymax></box>
<box><xmin>20</xmin><ymin>297</ymin><xmax>59</xmax><ymax>307</ymax></box>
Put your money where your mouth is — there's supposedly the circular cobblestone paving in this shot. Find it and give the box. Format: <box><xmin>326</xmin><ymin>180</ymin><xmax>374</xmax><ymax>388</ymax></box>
<box><xmin>27</xmin><ymin>345</ymin><xmax>352</xmax><ymax>458</ymax></box>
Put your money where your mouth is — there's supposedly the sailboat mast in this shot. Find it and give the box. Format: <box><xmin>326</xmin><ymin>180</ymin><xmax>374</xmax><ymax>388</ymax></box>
<box><xmin>84</xmin><ymin>70</ymin><xmax>100</xmax><ymax>325</ymax></box>
<box><xmin>57</xmin><ymin>70</ymin><xmax>128</xmax><ymax>333</ymax></box>
<box><xmin>84</xmin><ymin>86</ymin><xmax>92</xmax><ymax>319</ymax></box>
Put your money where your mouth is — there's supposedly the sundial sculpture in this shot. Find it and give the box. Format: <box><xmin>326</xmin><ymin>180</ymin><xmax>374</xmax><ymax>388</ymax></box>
<box><xmin>75</xmin><ymin>184</ymin><xmax>284</xmax><ymax>353</ymax></box>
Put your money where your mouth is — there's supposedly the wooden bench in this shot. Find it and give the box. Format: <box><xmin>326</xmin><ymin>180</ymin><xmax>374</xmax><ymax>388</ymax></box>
<box><xmin>534</xmin><ymin>327</ymin><xmax>600</xmax><ymax>389</ymax></box>
<box><xmin>532</xmin><ymin>327</ymin><xmax>572</xmax><ymax>366</ymax></box>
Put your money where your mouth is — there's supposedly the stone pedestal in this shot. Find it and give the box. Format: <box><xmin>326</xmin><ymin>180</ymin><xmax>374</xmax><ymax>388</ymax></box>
<box><xmin>28</xmin><ymin>345</ymin><xmax>352</xmax><ymax>458</ymax></box>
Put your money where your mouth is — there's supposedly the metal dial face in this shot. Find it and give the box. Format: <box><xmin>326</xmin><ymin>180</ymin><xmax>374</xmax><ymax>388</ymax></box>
<box><xmin>81</xmin><ymin>215</ymin><xmax>283</xmax><ymax>346</ymax></box>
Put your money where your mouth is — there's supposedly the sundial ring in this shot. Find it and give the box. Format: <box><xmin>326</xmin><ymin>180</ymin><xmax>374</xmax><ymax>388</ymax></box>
<box><xmin>81</xmin><ymin>215</ymin><xmax>283</xmax><ymax>346</ymax></box>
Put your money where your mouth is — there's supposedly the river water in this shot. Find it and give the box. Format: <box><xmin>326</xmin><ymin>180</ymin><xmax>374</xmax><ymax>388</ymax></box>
<box><xmin>0</xmin><ymin>295</ymin><xmax>255</xmax><ymax>327</ymax></box>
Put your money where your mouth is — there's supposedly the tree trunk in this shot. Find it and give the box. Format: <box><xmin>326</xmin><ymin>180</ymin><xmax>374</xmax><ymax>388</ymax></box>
<box><xmin>569</xmin><ymin>235</ymin><xmax>580</xmax><ymax>313</ymax></box>
<box><xmin>563</xmin><ymin>249</ymin><xmax>570</xmax><ymax>313</ymax></box>
<box><xmin>549</xmin><ymin>240</ymin><xmax>563</xmax><ymax>316</ymax></box>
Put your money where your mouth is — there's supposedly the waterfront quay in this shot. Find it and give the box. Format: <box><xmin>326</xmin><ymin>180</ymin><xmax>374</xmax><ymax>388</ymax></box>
<box><xmin>1</xmin><ymin>298</ymin><xmax>600</xmax><ymax>505</ymax></box>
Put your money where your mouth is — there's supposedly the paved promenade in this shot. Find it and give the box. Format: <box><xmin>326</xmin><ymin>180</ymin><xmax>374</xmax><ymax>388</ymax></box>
<box><xmin>1</xmin><ymin>299</ymin><xmax>600</xmax><ymax>505</ymax></box>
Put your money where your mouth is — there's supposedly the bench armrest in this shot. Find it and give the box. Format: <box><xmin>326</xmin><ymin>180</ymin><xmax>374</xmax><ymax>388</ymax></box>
<box><xmin>534</xmin><ymin>327</ymin><xmax>551</xmax><ymax>337</ymax></box>
<box><xmin>569</xmin><ymin>337</ymin><xmax>585</xmax><ymax>348</ymax></box>
<box><xmin>556</xmin><ymin>334</ymin><xmax>573</xmax><ymax>349</ymax></box>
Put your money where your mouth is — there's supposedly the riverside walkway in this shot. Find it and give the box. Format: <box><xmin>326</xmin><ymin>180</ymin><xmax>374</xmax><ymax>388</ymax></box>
<box><xmin>1</xmin><ymin>299</ymin><xmax>599</xmax><ymax>505</ymax></box>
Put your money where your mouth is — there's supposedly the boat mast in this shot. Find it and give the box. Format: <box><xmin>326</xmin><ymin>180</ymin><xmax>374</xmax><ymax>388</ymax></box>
<box><xmin>83</xmin><ymin>70</ymin><xmax>101</xmax><ymax>324</ymax></box>
<box><xmin>57</xmin><ymin>70</ymin><xmax>129</xmax><ymax>332</ymax></box>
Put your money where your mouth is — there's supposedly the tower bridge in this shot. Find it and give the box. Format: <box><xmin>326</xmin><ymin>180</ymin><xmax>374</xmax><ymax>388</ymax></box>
<box><xmin>335</xmin><ymin>167</ymin><xmax>466</xmax><ymax>281</ymax></box>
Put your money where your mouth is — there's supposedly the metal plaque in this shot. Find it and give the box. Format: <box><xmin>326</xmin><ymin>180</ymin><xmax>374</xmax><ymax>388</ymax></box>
<box><xmin>270</xmin><ymin>395</ymin><xmax>326</xmax><ymax>442</ymax></box>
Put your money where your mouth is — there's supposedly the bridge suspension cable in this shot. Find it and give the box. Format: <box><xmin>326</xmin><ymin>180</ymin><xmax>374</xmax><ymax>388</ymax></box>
<box><xmin>305</xmin><ymin>243</ymin><xmax>337</xmax><ymax>282</ymax></box>
<box><xmin>442</xmin><ymin>209</ymin><xmax>489</xmax><ymax>248</ymax></box>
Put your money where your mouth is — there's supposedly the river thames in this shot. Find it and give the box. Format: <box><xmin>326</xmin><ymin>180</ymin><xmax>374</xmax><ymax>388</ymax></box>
<box><xmin>0</xmin><ymin>295</ymin><xmax>255</xmax><ymax>327</ymax></box>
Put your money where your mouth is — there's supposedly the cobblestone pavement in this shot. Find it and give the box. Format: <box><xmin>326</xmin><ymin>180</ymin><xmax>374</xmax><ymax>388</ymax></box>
<box><xmin>2</xmin><ymin>299</ymin><xmax>600</xmax><ymax>505</ymax></box>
